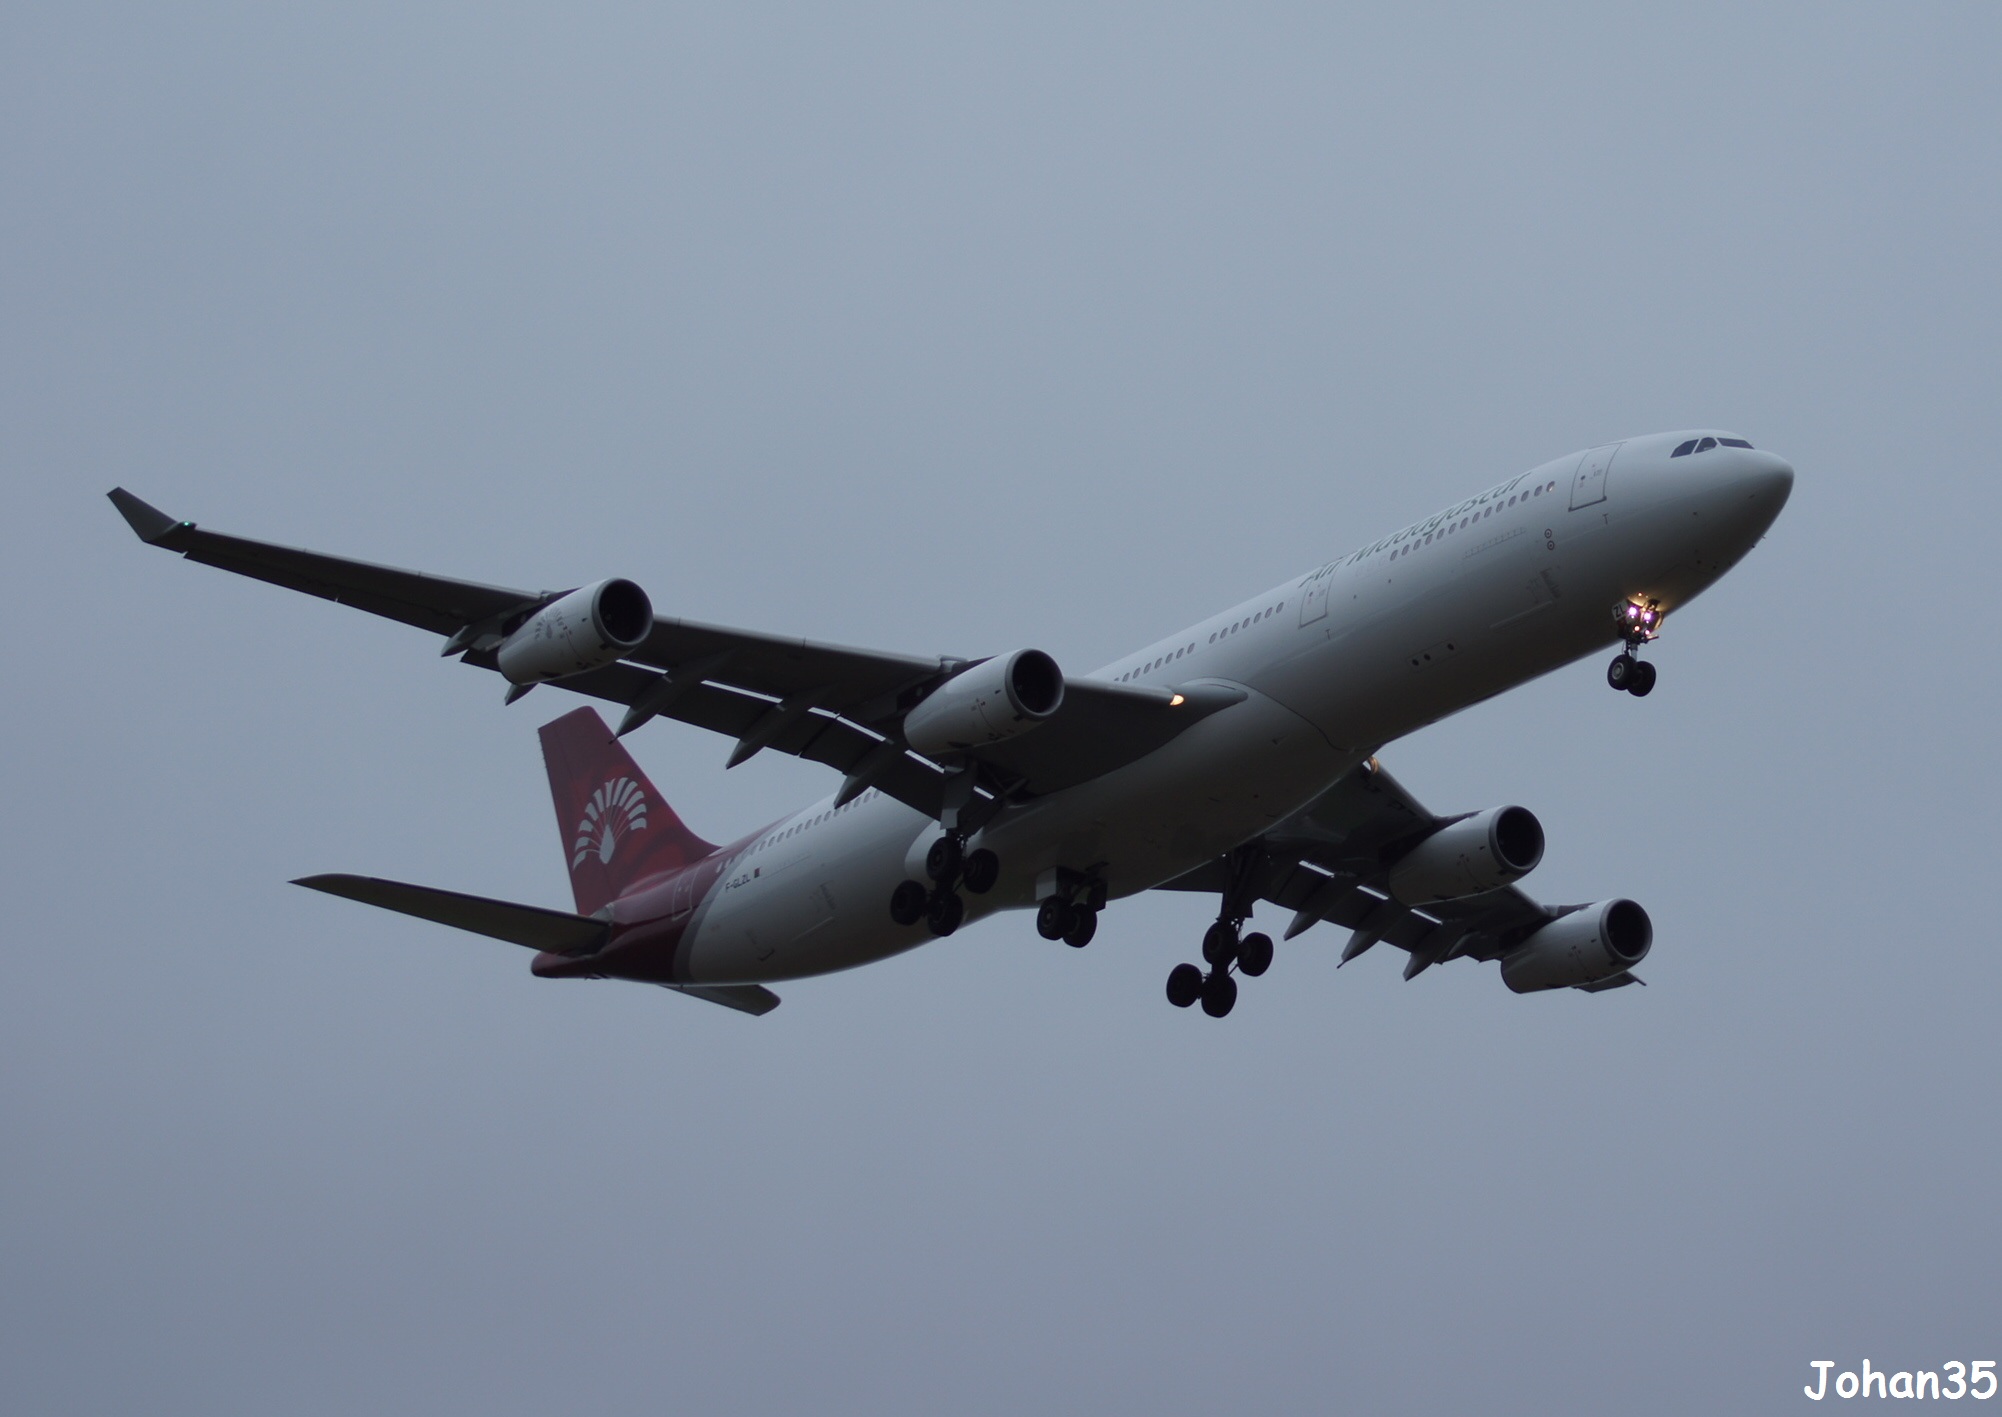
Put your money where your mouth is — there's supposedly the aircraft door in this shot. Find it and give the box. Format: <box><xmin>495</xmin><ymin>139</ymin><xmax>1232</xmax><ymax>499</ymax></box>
<box><xmin>669</xmin><ymin>868</ymin><xmax>697</xmax><ymax>919</ymax></box>
<box><xmin>1299</xmin><ymin>572</ymin><xmax>1331</xmax><ymax>626</ymax></box>
<box><xmin>1568</xmin><ymin>443</ymin><xmax>1621</xmax><ymax>510</ymax></box>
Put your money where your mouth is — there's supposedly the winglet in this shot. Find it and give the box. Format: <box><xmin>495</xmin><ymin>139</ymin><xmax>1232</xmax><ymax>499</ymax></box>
<box><xmin>106</xmin><ymin>488</ymin><xmax>196</xmax><ymax>549</ymax></box>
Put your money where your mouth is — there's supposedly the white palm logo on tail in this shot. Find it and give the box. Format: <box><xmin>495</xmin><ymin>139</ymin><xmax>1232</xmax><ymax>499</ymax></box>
<box><xmin>572</xmin><ymin>776</ymin><xmax>649</xmax><ymax>867</ymax></box>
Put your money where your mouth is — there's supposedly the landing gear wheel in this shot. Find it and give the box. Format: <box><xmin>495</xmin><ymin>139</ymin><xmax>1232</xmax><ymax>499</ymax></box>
<box><xmin>1237</xmin><ymin>932</ymin><xmax>1274</xmax><ymax>977</ymax></box>
<box><xmin>1036</xmin><ymin>897</ymin><xmax>1075</xmax><ymax>941</ymax></box>
<box><xmin>926</xmin><ymin>890</ymin><xmax>965</xmax><ymax>937</ymax></box>
<box><xmin>1200</xmin><ymin>971</ymin><xmax>1238</xmax><ymax>1018</ymax></box>
<box><xmin>1607</xmin><ymin>653</ymin><xmax>1636</xmax><ymax>691</ymax></box>
<box><xmin>1202</xmin><ymin>921</ymin><xmax>1240</xmax><ymax>968</ymax></box>
<box><xmin>925</xmin><ymin>836</ymin><xmax>963</xmax><ymax>884</ymax></box>
<box><xmin>1063</xmin><ymin>909</ymin><xmax>1097</xmax><ymax>949</ymax></box>
<box><xmin>1166</xmin><ymin>963</ymin><xmax>1204</xmax><ymax>1008</ymax></box>
<box><xmin>960</xmin><ymin>848</ymin><xmax>1000</xmax><ymax>894</ymax></box>
<box><xmin>1627</xmin><ymin>660</ymin><xmax>1658</xmax><ymax>697</ymax></box>
<box><xmin>889</xmin><ymin>879</ymin><xmax>928</xmax><ymax>926</ymax></box>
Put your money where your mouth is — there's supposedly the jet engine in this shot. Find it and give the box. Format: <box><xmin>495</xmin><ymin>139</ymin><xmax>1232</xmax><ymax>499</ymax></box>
<box><xmin>1386</xmin><ymin>805</ymin><xmax>1544</xmax><ymax>904</ymax></box>
<box><xmin>495</xmin><ymin>579</ymin><xmax>654</xmax><ymax>684</ymax></box>
<box><xmin>1498</xmin><ymin>898</ymin><xmax>1652</xmax><ymax>993</ymax></box>
<box><xmin>903</xmin><ymin>649</ymin><xmax>1064</xmax><ymax>755</ymax></box>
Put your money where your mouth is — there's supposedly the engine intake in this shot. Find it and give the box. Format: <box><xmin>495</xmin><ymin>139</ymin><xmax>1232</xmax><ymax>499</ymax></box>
<box><xmin>903</xmin><ymin>649</ymin><xmax>1064</xmax><ymax>755</ymax></box>
<box><xmin>1499</xmin><ymin>898</ymin><xmax>1653</xmax><ymax>993</ymax></box>
<box><xmin>495</xmin><ymin>579</ymin><xmax>653</xmax><ymax>685</ymax></box>
<box><xmin>1386</xmin><ymin>805</ymin><xmax>1544</xmax><ymax>904</ymax></box>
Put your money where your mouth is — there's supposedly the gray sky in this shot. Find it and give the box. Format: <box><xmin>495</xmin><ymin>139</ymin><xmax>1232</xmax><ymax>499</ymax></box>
<box><xmin>5</xmin><ymin>5</ymin><xmax>1999</xmax><ymax>1413</ymax></box>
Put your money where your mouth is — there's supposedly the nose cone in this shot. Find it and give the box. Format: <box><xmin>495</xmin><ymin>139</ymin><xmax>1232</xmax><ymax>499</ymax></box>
<box><xmin>1736</xmin><ymin>449</ymin><xmax>1795</xmax><ymax>537</ymax></box>
<box><xmin>1745</xmin><ymin>448</ymin><xmax>1794</xmax><ymax>508</ymax></box>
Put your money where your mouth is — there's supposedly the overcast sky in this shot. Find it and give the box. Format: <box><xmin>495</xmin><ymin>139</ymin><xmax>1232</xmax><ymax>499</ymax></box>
<box><xmin>5</xmin><ymin>5</ymin><xmax>2000</xmax><ymax>1413</ymax></box>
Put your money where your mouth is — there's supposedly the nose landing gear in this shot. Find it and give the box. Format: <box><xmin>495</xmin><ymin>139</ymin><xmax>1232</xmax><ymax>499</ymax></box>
<box><xmin>1607</xmin><ymin>654</ymin><xmax>1657</xmax><ymax>696</ymax></box>
<box><xmin>1608</xmin><ymin>598</ymin><xmax>1664</xmax><ymax>698</ymax></box>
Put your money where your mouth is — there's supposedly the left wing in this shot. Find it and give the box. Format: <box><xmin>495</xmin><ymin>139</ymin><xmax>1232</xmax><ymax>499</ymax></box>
<box><xmin>1157</xmin><ymin>760</ymin><xmax>1645</xmax><ymax>991</ymax></box>
<box><xmin>111</xmin><ymin>490</ymin><xmax>1240</xmax><ymax>821</ymax></box>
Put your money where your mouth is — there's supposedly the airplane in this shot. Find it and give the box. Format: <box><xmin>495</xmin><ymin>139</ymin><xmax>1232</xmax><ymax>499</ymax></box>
<box><xmin>109</xmin><ymin>430</ymin><xmax>1792</xmax><ymax>1018</ymax></box>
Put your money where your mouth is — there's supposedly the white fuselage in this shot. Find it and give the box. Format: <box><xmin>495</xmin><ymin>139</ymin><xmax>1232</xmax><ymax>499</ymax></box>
<box><xmin>679</xmin><ymin>432</ymin><xmax>1794</xmax><ymax>985</ymax></box>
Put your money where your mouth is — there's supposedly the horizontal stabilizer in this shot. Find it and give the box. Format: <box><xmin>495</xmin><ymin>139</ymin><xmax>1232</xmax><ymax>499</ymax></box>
<box><xmin>293</xmin><ymin>874</ymin><xmax>608</xmax><ymax>955</ymax></box>
<box><xmin>663</xmin><ymin>983</ymin><xmax>782</xmax><ymax>1016</ymax></box>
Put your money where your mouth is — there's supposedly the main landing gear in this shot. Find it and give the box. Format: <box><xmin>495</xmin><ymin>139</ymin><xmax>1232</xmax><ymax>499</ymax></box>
<box><xmin>1607</xmin><ymin>597</ymin><xmax>1663</xmax><ymax>698</ymax></box>
<box><xmin>1166</xmin><ymin>844</ymin><xmax>1274</xmax><ymax>1019</ymax></box>
<box><xmin>887</xmin><ymin>832</ymin><xmax>1000</xmax><ymax>938</ymax></box>
<box><xmin>1035</xmin><ymin>869</ymin><xmax>1105</xmax><ymax>948</ymax></box>
<box><xmin>1166</xmin><ymin>918</ymin><xmax>1273</xmax><ymax>1019</ymax></box>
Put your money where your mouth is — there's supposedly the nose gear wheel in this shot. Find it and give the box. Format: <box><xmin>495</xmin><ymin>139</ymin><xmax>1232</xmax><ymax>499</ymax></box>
<box><xmin>1607</xmin><ymin>653</ymin><xmax>1658</xmax><ymax>697</ymax></box>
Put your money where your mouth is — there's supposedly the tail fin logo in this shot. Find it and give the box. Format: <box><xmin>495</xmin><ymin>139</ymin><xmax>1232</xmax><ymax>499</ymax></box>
<box><xmin>572</xmin><ymin>776</ymin><xmax>649</xmax><ymax>867</ymax></box>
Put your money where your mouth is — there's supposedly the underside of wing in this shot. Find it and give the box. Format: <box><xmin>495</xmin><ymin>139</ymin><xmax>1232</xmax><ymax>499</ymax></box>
<box><xmin>110</xmin><ymin>489</ymin><xmax>539</xmax><ymax>635</ymax></box>
<box><xmin>113</xmin><ymin>490</ymin><xmax>1249</xmax><ymax>820</ymax></box>
<box><xmin>1157</xmin><ymin>759</ymin><xmax>1650</xmax><ymax>993</ymax></box>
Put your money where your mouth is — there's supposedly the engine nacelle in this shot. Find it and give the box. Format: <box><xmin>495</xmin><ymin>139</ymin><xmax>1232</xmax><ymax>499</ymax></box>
<box><xmin>903</xmin><ymin>650</ymin><xmax>1064</xmax><ymax>755</ymax></box>
<box><xmin>495</xmin><ymin>579</ymin><xmax>653</xmax><ymax>685</ymax></box>
<box><xmin>1386</xmin><ymin>805</ymin><xmax>1544</xmax><ymax>904</ymax></box>
<box><xmin>1499</xmin><ymin>898</ymin><xmax>1653</xmax><ymax>993</ymax></box>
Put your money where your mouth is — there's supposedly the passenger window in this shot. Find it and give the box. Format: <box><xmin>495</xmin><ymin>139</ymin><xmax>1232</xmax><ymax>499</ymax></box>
<box><xmin>1719</xmin><ymin>437</ymin><xmax>1753</xmax><ymax>448</ymax></box>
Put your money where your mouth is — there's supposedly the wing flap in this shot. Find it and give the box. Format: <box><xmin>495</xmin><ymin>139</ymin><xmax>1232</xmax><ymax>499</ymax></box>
<box><xmin>497</xmin><ymin>659</ymin><xmax>955</xmax><ymax>818</ymax></box>
<box><xmin>628</xmin><ymin>618</ymin><xmax>946</xmax><ymax>708</ymax></box>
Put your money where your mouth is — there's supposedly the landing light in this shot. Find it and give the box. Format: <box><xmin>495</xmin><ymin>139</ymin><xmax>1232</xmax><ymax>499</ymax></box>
<box><xmin>1613</xmin><ymin>597</ymin><xmax>1664</xmax><ymax>649</ymax></box>
<box><xmin>1169</xmin><ymin>694</ymin><xmax>1185</xmax><ymax>706</ymax></box>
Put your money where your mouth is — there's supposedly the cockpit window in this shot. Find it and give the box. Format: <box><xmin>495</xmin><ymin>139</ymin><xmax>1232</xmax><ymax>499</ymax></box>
<box><xmin>1672</xmin><ymin>434</ymin><xmax>1755</xmax><ymax>457</ymax></box>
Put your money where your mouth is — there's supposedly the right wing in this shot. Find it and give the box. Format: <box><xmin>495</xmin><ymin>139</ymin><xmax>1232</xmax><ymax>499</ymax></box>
<box><xmin>111</xmin><ymin>490</ymin><xmax>1239</xmax><ymax>821</ymax></box>
<box><xmin>1157</xmin><ymin>760</ymin><xmax>1643</xmax><ymax>990</ymax></box>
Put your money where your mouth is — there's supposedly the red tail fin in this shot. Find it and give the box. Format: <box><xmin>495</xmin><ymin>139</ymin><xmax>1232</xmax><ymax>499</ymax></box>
<box><xmin>538</xmin><ymin>708</ymin><xmax>718</xmax><ymax>915</ymax></box>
